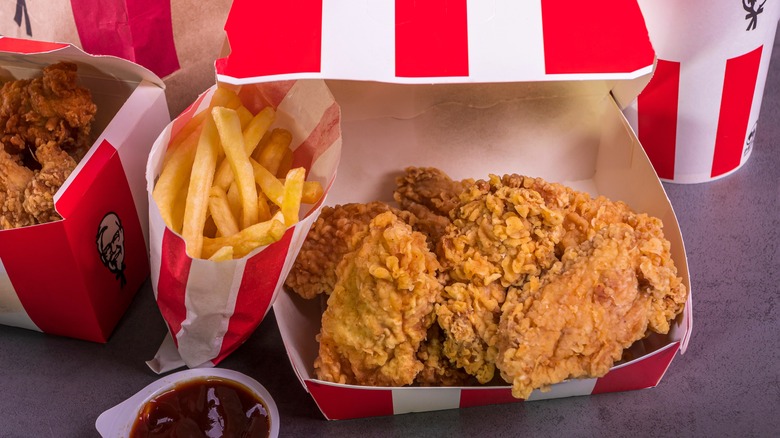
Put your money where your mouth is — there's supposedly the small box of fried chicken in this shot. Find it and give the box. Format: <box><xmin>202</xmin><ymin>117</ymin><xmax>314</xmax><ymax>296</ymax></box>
<box><xmin>0</xmin><ymin>38</ymin><xmax>169</xmax><ymax>342</ymax></box>
<box><xmin>213</xmin><ymin>0</ymin><xmax>693</xmax><ymax>419</ymax></box>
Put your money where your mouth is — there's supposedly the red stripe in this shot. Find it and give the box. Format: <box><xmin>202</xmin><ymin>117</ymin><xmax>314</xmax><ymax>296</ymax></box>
<box><xmin>591</xmin><ymin>342</ymin><xmax>680</xmax><ymax>394</ymax></box>
<box><xmin>305</xmin><ymin>381</ymin><xmax>393</xmax><ymax>420</ymax></box>
<box><xmin>395</xmin><ymin>0</ymin><xmax>469</xmax><ymax>78</ymax></box>
<box><xmin>0</xmin><ymin>38</ymin><xmax>68</xmax><ymax>53</ymax></box>
<box><xmin>637</xmin><ymin>60</ymin><xmax>681</xmax><ymax>180</ymax></box>
<box><xmin>291</xmin><ymin>102</ymin><xmax>342</xmax><ymax>172</ymax></box>
<box><xmin>460</xmin><ymin>387</ymin><xmax>522</xmax><ymax>408</ymax></box>
<box><xmin>170</xmin><ymin>90</ymin><xmax>210</xmax><ymax>139</ymax></box>
<box><xmin>239</xmin><ymin>81</ymin><xmax>297</xmax><ymax>112</ymax></box>
<box><xmin>56</xmin><ymin>140</ymin><xmax>112</xmax><ymax>218</ymax></box>
<box><xmin>0</xmin><ymin>222</ymin><xmax>99</xmax><ymax>340</ymax></box>
<box><xmin>213</xmin><ymin>228</ymin><xmax>294</xmax><ymax>365</ymax></box>
<box><xmin>711</xmin><ymin>46</ymin><xmax>763</xmax><ymax>178</ymax></box>
<box><xmin>219</xmin><ymin>0</ymin><xmax>322</xmax><ymax>78</ymax></box>
<box><xmin>69</xmin><ymin>0</ymin><xmax>180</xmax><ymax>78</ymax></box>
<box><xmin>541</xmin><ymin>0</ymin><xmax>654</xmax><ymax>75</ymax></box>
<box><xmin>157</xmin><ymin>228</ymin><xmax>192</xmax><ymax>341</ymax></box>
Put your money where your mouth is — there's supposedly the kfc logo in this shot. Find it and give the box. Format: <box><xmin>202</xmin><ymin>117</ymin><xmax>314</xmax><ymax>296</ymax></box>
<box><xmin>744</xmin><ymin>0</ymin><xmax>767</xmax><ymax>31</ymax></box>
<box><xmin>96</xmin><ymin>212</ymin><xmax>126</xmax><ymax>286</ymax></box>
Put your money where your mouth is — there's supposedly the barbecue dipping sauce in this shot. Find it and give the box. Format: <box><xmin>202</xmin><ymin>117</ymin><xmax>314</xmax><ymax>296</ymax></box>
<box><xmin>130</xmin><ymin>377</ymin><xmax>270</xmax><ymax>438</ymax></box>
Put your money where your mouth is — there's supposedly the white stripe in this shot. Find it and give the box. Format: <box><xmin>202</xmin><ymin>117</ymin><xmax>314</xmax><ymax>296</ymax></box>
<box><xmin>467</xmin><ymin>0</ymin><xmax>545</xmax><ymax>81</ymax></box>
<box><xmin>176</xmin><ymin>257</ymin><xmax>246</xmax><ymax>367</ymax></box>
<box><xmin>321</xmin><ymin>0</ymin><xmax>395</xmax><ymax>82</ymax></box>
<box><xmin>392</xmin><ymin>388</ymin><xmax>460</xmax><ymax>414</ymax></box>
<box><xmin>0</xmin><ymin>257</ymin><xmax>40</xmax><ymax>331</ymax></box>
<box><xmin>525</xmin><ymin>377</ymin><xmax>597</xmax><ymax>401</ymax></box>
<box><xmin>673</xmin><ymin>55</ymin><xmax>725</xmax><ymax>182</ymax></box>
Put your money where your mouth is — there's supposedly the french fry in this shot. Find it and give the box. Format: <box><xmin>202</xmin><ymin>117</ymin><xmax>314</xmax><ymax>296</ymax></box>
<box><xmin>301</xmin><ymin>181</ymin><xmax>324</xmax><ymax>204</ymax></box>
<box><xmin>212</xmin><ymin>107</ymin><xmax>259</xmax><ymax>229</ymax></box>
<box><xmin>281</xmin><ymin>167</ymin><xmax>305</xmax><ymax>226</ymax></box>
<box><xmin>236</xmin><ymin>105</ymin><xmax>254</xmax><ymax>129</ymax></box>
<box><xmin>250</xmin><ymin>159</ymin><xmax>284</xmax><ymax>206</ymax></box>
<box><xmin>208</xmin><ymin>186</ymin><xmax>240</xmax><ymax>237</ymax></box>
<box><xmin>154</xmin><ymin>87</ymin><xmax>321</xmax><ymax>260</ymax></box>
<box><xmin>153</xmin><ymin>127</ymin><xmax>200</xmax><ymax>231</ymax></box>
<box><xmin>208</xmin><ymin>246</ymin><xmax>234</xmax><ymax>261</ymax></box>
<box><xmin>181</xmin><ymin>114</ymin><xmax>220</xmax><ymax>258</ymax></box>
<box><xmin>243</xmin><ymin>107</ymin><xmax>276</xmax><ymax>156</ymax></box>
<box><xmin>203</xmin><ymin>214</ymin><xmax>218</xmax><ymax>239</ymax></box>
<box><xmin>257</xmin><ymin>190</ymin><xmax>272</xmax><ymax>222</ymax></box>
<box><xmin>227</xmin><ymin>182</ymin><xmax>242</xmax><ymax>224</ymax></box>
<box><xmin>213</xmin><ymin>159</ymin><xmax>234</xmax><ymax>191</ymax></box>
<box><xmin>253</xmin><ymin>128</ymin><xmax>292</xmax><ymax>176</ymax></box>
<box><xmin>163</xmin><ymin>86</ymin><xmax>241</xmax><ymax>165</ymax></box>
<box><xmin>276</xmin><ymin>147</ymin><xmax>294</xmax><ymax>178</ymax></box>
<box><xmin>201</xmin><ymin>214</ymin><xmax>286</xmax><ymax>259</ymax></box>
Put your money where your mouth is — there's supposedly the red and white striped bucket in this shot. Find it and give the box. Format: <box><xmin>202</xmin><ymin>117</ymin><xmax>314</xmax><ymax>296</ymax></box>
<box><xmin>625</xmin><ymin>1</ymin><xmax>780</xmax><ymax>183</ymax></box>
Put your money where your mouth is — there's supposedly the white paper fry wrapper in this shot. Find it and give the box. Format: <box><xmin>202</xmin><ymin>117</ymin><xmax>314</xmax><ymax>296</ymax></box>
<box><xmin>145</xmin><ymin>80</ymin><xmax>341</xmax><ymax>372</ymax></box>
<box><xmin>624</xmin><ymin>0</ymin><xmax>780</xmax><ymax>183</ymax></box>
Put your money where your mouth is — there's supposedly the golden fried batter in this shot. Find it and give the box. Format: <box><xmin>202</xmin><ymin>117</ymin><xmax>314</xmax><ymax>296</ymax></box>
<box><xmin>314</xmin><ymin>211</ymin><xmax>443</xmax><ymax>386</ymax></box>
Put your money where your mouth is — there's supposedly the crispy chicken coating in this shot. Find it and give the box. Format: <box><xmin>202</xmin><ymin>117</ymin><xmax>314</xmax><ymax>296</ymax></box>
<box><xmin>0</xmin><ymin>61</ymin><xmax>96</xmax><ymax>160</ymax></box>
<box><xmin>497</xmin><ymin>220</ymin><xmax>686</xmax><ymax>399</ymax></box>
<box><xmin>314</xmin><ymin>211</ymin><xmax>443</xmax><ymax>386</ymax></box>
<box><xmin>285</xmin><ymin>202</ymin><xmax>409</xmax><ymax>299</ymax></box>
<box><xmin>0</xmin><ymin>62</ymin><xmax>96</xmax><ymax>229</ymax></box>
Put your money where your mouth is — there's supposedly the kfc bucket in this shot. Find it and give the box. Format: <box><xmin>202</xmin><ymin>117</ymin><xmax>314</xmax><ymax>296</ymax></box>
<box><xmin>214</xmin><ymin>0</ymin><xmax>692</xmax><ymax>419</ymax></box>
<box><xmin>0</xmin><ymin>37</ymin><xmax>169</xmax><ymax>342</ymax></box>
<box><xmin>625</xmin><ymin>0</ymin><xmax>780</xmax><ymax>183</ymax></box>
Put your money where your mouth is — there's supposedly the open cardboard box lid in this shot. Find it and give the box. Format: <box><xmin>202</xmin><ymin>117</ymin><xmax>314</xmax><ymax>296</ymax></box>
<box><xmin>215</xmin><ymin>0</ymin><xmax>692</xmax><ymax>419</ymax></box>
<box><xmin>0</xmin><ymin>37</ymin><xmax>170</xmax><ymax>342</ymax></box>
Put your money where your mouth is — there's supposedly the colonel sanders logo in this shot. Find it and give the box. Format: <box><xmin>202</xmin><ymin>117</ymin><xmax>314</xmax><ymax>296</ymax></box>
<box><xmin>744</xmin><ymin>0</ymin><xmax>767</xmax><ymax>31</ymax></box>
<box><xmin>96</xmin><ymin>212</ymin><xmax>126</xmax><ymax>287</ymax></box>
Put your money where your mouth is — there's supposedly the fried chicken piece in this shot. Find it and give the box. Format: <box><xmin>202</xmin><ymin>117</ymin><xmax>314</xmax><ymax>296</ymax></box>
<box><xmin>394</xmin><ymin>166</ymin><xmax>470</xmax><ymax>217</ymax></box>
<box><xmin>0</xmin><ymin>149</ymin><xmax>34</xmax><ymax>229</ymax></box>
<box><xmin>435</xmin><ymin>175</ymin><xmax>566</xmax><ymax>383</ymax></box>
<box><xmin>496</xmin><ymin>221</ymin><xmax>687</xmax><ymax>399</ymax></box>
<box><xmin>285</xmin><ymin>202</ymin><xmax>407</xmax><ymax>299</ymax></box>
<box><xmin>415</xmin><ymin>324</ymin><xmax>473</xmax><ymax>387</ymax></box>
<box><xmin>22</xmin><ymin>141</ymin><xmax>77</xmax><ymax>224</ymax></box>
<box><xmin>314</xmin><ymin>211</ymin><xmax>443</xmax><ymax>386</ymax></box>
<box><xmin>393</xmin><ymin>167</ymin><xmax>473</xmax><ymax>248</ymax></box>
<box><xmin>0</xmin><ymin>62</ymin><xmax>96</xmax><ymax>160</ymax></box>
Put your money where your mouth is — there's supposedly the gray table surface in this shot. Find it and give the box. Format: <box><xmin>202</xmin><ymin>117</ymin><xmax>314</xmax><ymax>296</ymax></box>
<box><xmin>2</xmin><ymin>36</ymin><xmax>779</xmax><ymax>438</ymax></box>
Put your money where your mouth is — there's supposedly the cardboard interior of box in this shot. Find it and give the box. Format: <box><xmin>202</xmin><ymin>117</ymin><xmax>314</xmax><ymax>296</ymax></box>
<box><xmin>273</xmin><ymin>78</ymin><xmax>692</xmax><ymax>401</ymax></box>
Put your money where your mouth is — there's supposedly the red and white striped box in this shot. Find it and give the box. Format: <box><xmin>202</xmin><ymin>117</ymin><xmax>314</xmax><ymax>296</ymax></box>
<box><xmin>211</xmin><ymin>0</ymin><xmax>692</xmax><ymax>419</ymax></box>
<box><xmin>0</xmin><ymin>37</ymin><xmax>169</xmax><ymax>342</ymax></box>
<box><xmin>624</xmin><ymin>1</ymin><xmax>780</xmax><ymax>183</ymax></box>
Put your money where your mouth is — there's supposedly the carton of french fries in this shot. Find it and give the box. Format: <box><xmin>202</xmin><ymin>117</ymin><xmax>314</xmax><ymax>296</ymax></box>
<box><xmin>145</xmin><ymin>80</ymin><xmax>340</xmax><ymax>371</ymax></box>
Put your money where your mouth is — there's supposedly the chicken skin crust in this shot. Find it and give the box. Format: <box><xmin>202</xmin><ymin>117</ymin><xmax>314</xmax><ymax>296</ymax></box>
<box><xmin>314</xmin><ymin>211</ymin><xmax>443</xmax><ymax>386</ymax></box>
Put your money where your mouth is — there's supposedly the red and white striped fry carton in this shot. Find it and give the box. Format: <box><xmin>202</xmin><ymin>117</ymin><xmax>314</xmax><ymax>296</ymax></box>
<box><xmin>145</xmin><ymin>81</ymin><xmax>341</xmax><ymax>373</ymax></box>
<box><xmin>216</xmin><ymin>0</ymin><xmax>693</xmax><ymax>420</ymax></box>
<box><xmin>0</xmin><ymin>37</ymin><xmax>169</xmax><ymax>342</ymax></box>
<box><xmin>624</xmin><ymin>1</ymin><xmax>780</xmax><ymax>183</ymax></box>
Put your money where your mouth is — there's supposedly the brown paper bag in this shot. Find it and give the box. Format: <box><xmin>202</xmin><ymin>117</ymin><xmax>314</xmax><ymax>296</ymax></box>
<box><xmin>0</xmin><ymin>0</ymin><xmax>231</xmax><ymax>115</ymax></box>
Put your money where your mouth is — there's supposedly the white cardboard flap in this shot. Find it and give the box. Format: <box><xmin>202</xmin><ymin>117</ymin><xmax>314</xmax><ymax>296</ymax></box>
<box><xmin>0</xmin><ymin>37</ymin><xmax>165</xmax><ymax>88</ymax></box>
